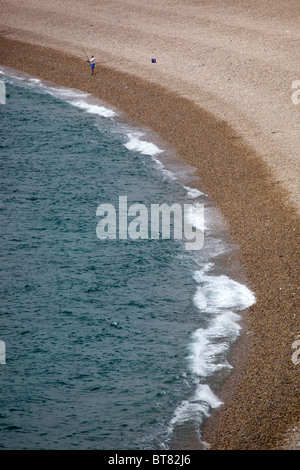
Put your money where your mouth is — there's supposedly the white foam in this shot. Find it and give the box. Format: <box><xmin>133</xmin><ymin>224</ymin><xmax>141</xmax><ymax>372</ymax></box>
<box><xmin>0</xmin><ymin>67</ymin><xmax>117</xmax><ymax>119</ymax></box>
<box><xmin>170</xmin><ymin>384</ymin><xmax>223</xmax><ymax>428</ymax></box>
<box><xmin>67</xmin><ymin>99</ymin><xmax>116</xmax><ymax>118</ymax></box>
<box><xmin>124</xmin><ymin>133</ymin><xmax>207</xmax><ymax>196</ymax></box>
<box><xmin>188</xmin><ymin>264</ymin><xmax>255</xmax><ymax>377</ymax></box>
<box><xmin>193</xmin><ymin>265</ymin><xmax>256</xmax><ymax>312</ymax></box>
<box><xmin>46</xmin><ymin>86</ymin><xmax>89</xmax><ymax>100</ymax></box>
<box><xmin>194</xmin><ymin>383</ymin><xmax>223</xmax><ymax>408</ymax></box>
<box><xmin>42</xmin><ymin>83</ymin><xmax>116</xmax><ymax>117</ymax></box>
<box><xmin>168</xmin><ymin>263</ymin><xmax>255</xmax><ymax>436</ymax></box>
<box><xmin>125</xmin><ymin>132</ymin><xmax>163</xmax><ymax>157</ymax></box>
<box><xmin>187</xmin><ymin>311</ymin><xmax>241</xmax><ymax>376</ymax></box>
<box><xmin>0</xmin><ymin>68</ymin><xmax>26</xmax><ymax>82</ymax></box>
<box><xmin>28</xmin><ymin>78</ymin><xmax>42</xmax><ymax>84</ymax></box>
<box><xmin>184</xmin><ymin>203</ymin><xmax>206</xmax><ymax>232</ymax></box>
<box><xmin>184</xmin><ymin>186</ymin><xmax>206</xmax><ymax>199</ymax></box>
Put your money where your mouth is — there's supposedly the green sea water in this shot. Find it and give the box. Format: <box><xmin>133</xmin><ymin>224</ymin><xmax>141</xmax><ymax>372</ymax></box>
<box><xmin>0</xmin><ymin>68</ymin><xmax>255</xmax><ymax>449</ymax></box>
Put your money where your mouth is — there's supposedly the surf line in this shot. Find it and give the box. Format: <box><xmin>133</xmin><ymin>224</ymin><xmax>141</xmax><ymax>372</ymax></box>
<box><xmin>96</xmin><ymin>196</ymin><xmax>204</xmax><ymax>251</ymax></box>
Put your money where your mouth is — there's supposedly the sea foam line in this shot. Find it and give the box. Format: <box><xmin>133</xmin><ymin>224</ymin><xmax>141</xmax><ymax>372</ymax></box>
<box><xmin>124</xmin><ymin>132</ymin><xmax>207</xmax><ymax>201</ymax></box>
<box><xmin>66</xmin><ymin>99</ymin><xmax>117</xmax><ymax>118</ymax></box>
<box><xmin>168</xmin><ymin>262</ymin><xmax>255</xmax><ymax>443</ymax></box>
<box><xmin>0</xmin><ymin>66</ymin><xmax>116</xmax><ymax>119</ymax></box>
<box><xmin>124</xmin><ymin>132</ymin><xmax>163</xmax><ymax>157</ymax></box>
<box><xmin>1</xmin><ymin>66</ymin><xmax>205</xmax><ymax>203</ymax></box>
<box><xmin>3</xmin><ymin>66</ymin><xmax>256</xmax><ymax>449</ymax></box>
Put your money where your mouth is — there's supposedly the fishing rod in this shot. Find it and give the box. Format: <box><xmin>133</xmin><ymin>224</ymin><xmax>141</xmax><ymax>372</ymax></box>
<box><xmin>79</xmin><ymin>42</ymin><xmax>89</xmax><ymax>62</ymax></box>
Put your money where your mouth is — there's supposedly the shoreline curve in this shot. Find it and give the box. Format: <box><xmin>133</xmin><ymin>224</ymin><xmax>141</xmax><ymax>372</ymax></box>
<box><xmin>0</xmin><ymin>34</ymin><xmax>299</xmax><ymax>450</ymax></box>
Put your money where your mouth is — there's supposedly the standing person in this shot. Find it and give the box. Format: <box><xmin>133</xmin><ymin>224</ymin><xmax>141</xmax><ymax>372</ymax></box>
<box><xmin>88</xmin><ymin>55</ymin><xmax>95</xmax><ymax>75</ymax></box>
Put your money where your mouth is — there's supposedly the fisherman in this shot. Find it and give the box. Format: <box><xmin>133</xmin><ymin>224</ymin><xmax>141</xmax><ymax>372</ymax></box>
<box><xmin>88</xmin><ymin>55</ymin><xmax>95</xmax><ymax>75</ymax></box>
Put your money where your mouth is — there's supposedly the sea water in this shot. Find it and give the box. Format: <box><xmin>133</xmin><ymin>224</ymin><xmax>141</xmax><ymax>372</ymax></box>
<box><xmin>0</xmin><ymin>68</ymin><xmax>255</xmax><ymax>450</ymax></box>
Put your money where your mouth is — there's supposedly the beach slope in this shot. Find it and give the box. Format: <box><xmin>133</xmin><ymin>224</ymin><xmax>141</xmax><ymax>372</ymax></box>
<box><xmin>0</xmin><ymin>0</ymin><xmax>299</xmax><ymax>449</ymax></box>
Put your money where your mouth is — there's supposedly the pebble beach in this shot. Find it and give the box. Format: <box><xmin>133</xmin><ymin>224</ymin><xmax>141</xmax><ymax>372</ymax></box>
<box><xmin>0</xmin><ymin>0</ymin><xmax>299</xmax><ymax>450</ymax></box>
